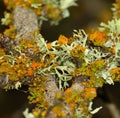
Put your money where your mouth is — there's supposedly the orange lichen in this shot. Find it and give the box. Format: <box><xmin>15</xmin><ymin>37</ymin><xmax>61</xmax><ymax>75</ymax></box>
<box><xmin>0</xmin><ymin>62</ymin><xmax>12</xmax><ymax>73</ymax></box>
<box><xmin>52</xmin><ymin>105</ymin><xmax>66</xmax><ymax>117</ymax></box>
<box><xmin>110</xmin><ymin>47</ymin><xmax>115</xmax><ymax>54</ymax></box>
<box><xmin>4</xmin><ymin>0</ymin><xmax>29</xmax><ymax>9</ymax></box>
<box><xmin>46</xmin><ymin>43</ymin><xmax>51</xmax><ymax>50</ymax></box>
<box><xmin>89</xmin><ymin>31</ymin><xmax>107</xmax><ymax>46</ymax></box>
<box><xmin>31</xmin><ymin>63</ymin><xmax>38</xmax><ymax>69</ymax></box>
<box><xmin>75</xmin><ymin>46</ymin><xmax>86</xmax><ymax>52</ymax></box>
<box><xmin>28</xmin><ymin>68</ymin><xmax>34</xmax><ymax>76</ymax></box>
<box><xmin>31</xmin><ymin>62</ymin><xmax>42</xmax><ymax>70</ymax></box>
<box><xmin>65</xmin><ymin>88</ymin><xmax>71</xmax><ymax>94</ymax></box>
<box><xmin>58</xmin><ymin>35</ymin><xmax>68</xmax><ymax>45</ymax></box>
<box><xmin>4</xmin><ymin>25</ymin><xmax>16</xmax><ymax>39</ymax></box>
<box><xmin>84</xmin><ymin>88</ymin><xmax>97</xmax><ymax>100</ymax></box>
<box><xmin>28</xmin><ymin>76</ymin><xmax>49</xmax><ymax>110</ymax></box>
<box><xmin>0</xmin><ymin>48</ymin><xmax>5</xmax><ymax>56</ymax></box>
<box><xmin>110</xmin><ymin>67</ymin><xmax>120</xmax><ymax>74</ymax></box>
<box><xmin>71</xmin><ymin>46</ymin><xmax>86</xmax><ymax>58</ymax></box>
<box><xmin>49</xmin><ymin>53</ymin><xmax>56</xmax><ymax>59</ymax></box>
<box><xmin>46</xmin><ymin>4</ymin><xmax>62</xmax><ymax>21</ymax></box>
<box><xmin>68</xmin><ymin>37</ymin><xmax>74</xmax><ymax>45</ymax></box>
<box><xmin>72</xmin><ymin>70</ymin><xmax>81</xmax><ymax>77</ymax></box>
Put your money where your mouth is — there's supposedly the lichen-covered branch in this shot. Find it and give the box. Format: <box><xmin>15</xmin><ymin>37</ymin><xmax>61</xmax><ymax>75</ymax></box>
<box><xmin>0</xmin><ymin>0</ymin><xmax>120</xmax><ymax>118</ymax></box>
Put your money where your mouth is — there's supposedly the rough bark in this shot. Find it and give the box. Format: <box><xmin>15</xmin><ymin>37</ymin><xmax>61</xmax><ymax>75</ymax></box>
<box><xmin>14</xmin><ymin>6</ymin><xmax>38</xmax><ymax>40</ymax></box>
<box><xmin>44</xmin><ymin>76</ymin><xmax>59</xmax><ymax>105</ymax></box>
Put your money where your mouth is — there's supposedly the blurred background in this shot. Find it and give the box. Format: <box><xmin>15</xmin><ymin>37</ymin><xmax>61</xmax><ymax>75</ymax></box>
<box><xmin>1</xmin><ymin>0</ymin><xmax>120</xmax><ymax>118</ymax></box>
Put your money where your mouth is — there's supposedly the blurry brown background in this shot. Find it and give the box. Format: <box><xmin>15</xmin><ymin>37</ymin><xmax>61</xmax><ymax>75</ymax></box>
<box><xmin>1</xmin><ymin>0</ymin><xmax>120</xmax><ymax>118</ymax></box>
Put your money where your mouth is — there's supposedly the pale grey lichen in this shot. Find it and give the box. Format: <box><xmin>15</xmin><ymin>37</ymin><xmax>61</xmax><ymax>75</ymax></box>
<box><xmin>23</xmin><ymin>108</ymin><xmax>35</xmax><ymax>118</ymax></box>
<box><xmin>84</xmin><ymin>48</ymin><xmax>109</xmax><ymax>64</ymax></box>
<box><xmin>73</xmin><ymin>30</ymin><xmax>88</xmax><ymax>47</ymax></box>
<box><xmin>75</xmin><ymin>108</ymin><xmax>90</xmax><ymax>118</ymax></box>
<box><xmin>111</xmin><ymin>3</ymin><xmax>119</xmax><ymax>18</ymax></box>
<box><xmin>60</xmin><ymin>0</ymin><xmax>77</xmax><ymax>10</ymax></box>
<box><xmin>96</xmin><ymin>18</ymin><xmax>120</xmax><ymax>84</ymax></box>
<box><xmin>31</xmin><ymin>3</ymin><xmax>42</xmax><ymax>8</ymax></box>
<box><xmin>0</xmin><ymin>54</ymin><xmax>15</xmax><ymax>66</ymax></box>
<box><xmin>60</xmin><ymin>0</ymin><xmax>78</xmax><ymax>18</ymax></box>
<box><xmin>35</xmin><ymin>30</ymin><xmax>91</xmax><ymax>89</ymax></box>
<box><xmin>35</xmin><ymin>33</ymin><xmax>76</xmax><ymax>89</ymax></box>
<box><xmin>15</xmin><ymin>81</ymin><xmax>22</xmax><ymax>90</ymax></box>
<box><xmin>99</xmin><ymin>70</ymin><xmax>114</xmax><ymax>85</ymax></box>
<box><xmin>99</xmin><ymin>18</ymin><xmax>120</xmax><ymax>34</ymax></box>
<box><xmin>73</xmin><ymin>27</ymin><xmax>120</xmax><ymax>85</ymax></box>
<box><xmin>89</xmin><ymin>102</ymin><xmax>102</xmax><ymax>115</ymax></box>
<box><xmin>42</xmin><ymin>0</ymin><xmax>59</xmax><ymax>7</ymax></box>
<box><xmin>115</xmin><ymin>43</ymin><xmax>120</xmax><ymax>59</ymax></box>
<box><xmin>36</xmin><ymin>33</ymin><xmax>48</xmax><ymax>54</ymax></box>
<box><xmin>1</xmin><ymin>12</ymin><xmax>11</xmax><ymax>25</ymax></box>
<box><xmin>39</xmin><ymin>0</ymin><xmax>78</xmax><ymax>24</ymax></box>
<box><xmin>97</xmin><ymin>60</ymin><xmax>118</xmax><ymax>85</ymax></box>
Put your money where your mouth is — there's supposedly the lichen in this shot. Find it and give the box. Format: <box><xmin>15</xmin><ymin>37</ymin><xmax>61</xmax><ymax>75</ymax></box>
<box><xmin>1</xmin><ymin>0</ymin><xmax>120</xmax><ymax>117</ymax></box>
<box><xmin>2</xmin><ymin>0</ymin><xmax>78</xmax><ymax>38</ymax></box>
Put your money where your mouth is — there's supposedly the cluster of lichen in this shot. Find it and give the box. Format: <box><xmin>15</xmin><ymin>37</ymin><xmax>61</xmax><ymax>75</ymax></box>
<box><xmin>0</xmin><ymin>0</ymin><xmax>120</xmax><ymax>118</ymax></box>
<box><xmin>2</xmin><ymin>0</ymin><xmax>77</xmax><ymax>38</ymax></box>
<box><xmin>0</xmin><ymin>28</ymin><xmax>119</xmax><ymax>117</ymax></box>
<box><xmin>0</xmin><ymin>29</ymin><xmax>98</xmax><ymax>117</ymax></box>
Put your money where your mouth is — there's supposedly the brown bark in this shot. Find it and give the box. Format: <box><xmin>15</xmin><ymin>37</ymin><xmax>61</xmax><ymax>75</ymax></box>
<box><xmin>14</xmin><ymin>6</ymin><xmax>38</xmax><ymax>40</ymax></box>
